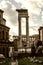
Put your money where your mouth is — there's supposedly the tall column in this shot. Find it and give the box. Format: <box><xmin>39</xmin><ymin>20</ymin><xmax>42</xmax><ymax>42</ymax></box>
<box><xmin>26</xmin><ymin>16</ymin><xmax>29</xmax><ymax>47</ymax></box>
<box><xmin>18</xmin><ymin>17</ymin><xmax>22</xmax><ymax>47</ymax></box>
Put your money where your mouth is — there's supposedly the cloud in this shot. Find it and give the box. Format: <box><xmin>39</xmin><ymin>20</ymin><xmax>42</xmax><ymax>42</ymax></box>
<box><xmin>0</xmin><ymin>0</ymin><xmax>22</xmax><ymax>25</ymax></box>
<box><xmin>6</xmin><ymin>0</ymin><xmax>22</xmax><ymax>9</ymax></box>
<box><xmin>0</xmin><ymin>0</ymin><xmax>18</xmax><ymax>35</ymax></box>
<box><xmin>0</xmin><ymin>0</ymin><xmax>43</xmax><ymax>36</ymax></box>
<box><xmin>1</xmin><ymin>1</ymin><xmax>17</xmax><ymax>22</ymax></box>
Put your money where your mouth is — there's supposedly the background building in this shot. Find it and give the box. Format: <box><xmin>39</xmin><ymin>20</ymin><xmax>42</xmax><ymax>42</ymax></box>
<box><xmin>39</xmin><ymin>27</ymin><xmax>43</xmax><ymax>41</ymax></box>
<box><xmin>13</xmin><ymin>34</ymin><xmax>39</xmax><ymax>48</ymax></box>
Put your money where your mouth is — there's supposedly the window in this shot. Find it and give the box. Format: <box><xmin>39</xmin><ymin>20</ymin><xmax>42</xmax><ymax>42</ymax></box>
<box><xmin>2</xmin><ymin>31</ymin><xmax>4</xmax><ymax>40</ymax></box>
<box><xmin>6</xmin><ymin>32</ymin><xmax>9</xmax><ymax>40</ymax></box>
<box><xmin>0</xmin><ymin>31</ymin><xmax>1</xmax><ymax>40</ymax></box>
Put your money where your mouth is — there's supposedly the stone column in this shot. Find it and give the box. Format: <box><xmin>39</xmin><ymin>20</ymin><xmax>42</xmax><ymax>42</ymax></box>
<box><xmin>26</xmin><ymin>16</ymin><xmax>29</xmax><ymax>47</ymax></box>
<box><xmin>18</xmin><ymin>17</ymin><xmax>22</xmax><ymax>47</ymax></box>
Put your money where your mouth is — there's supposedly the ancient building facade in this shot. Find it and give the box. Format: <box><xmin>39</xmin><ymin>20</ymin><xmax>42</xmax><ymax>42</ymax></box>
<box><xmin>0</xmin><ymin>9</ymin><xmax>18</xmax><ymax>58</ymax></box>
<box><xmin>0</xmin><ymin>23</ymin><xmax>10</xmax><ymax>42</ymax></box>
<box><xmin>0</xmin><ymin>9</ymin><xmax>10</xmax><ymax>57</ymax></box>
<box><xmin>0</xmin><ymin>9</ymin><xmax>10</xmax><ymax>42</ymax></box>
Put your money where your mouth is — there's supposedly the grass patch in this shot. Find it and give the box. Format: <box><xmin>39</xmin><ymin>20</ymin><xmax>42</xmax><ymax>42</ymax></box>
<box><xmin>18</xmin><ymin>57</ymin><xmax>43</xmax><ymax>65</ymax></box>
<box><xmin>0</xmin><ymin>58</ymin><xmax>10</xmax><ymax>65</ymax></box>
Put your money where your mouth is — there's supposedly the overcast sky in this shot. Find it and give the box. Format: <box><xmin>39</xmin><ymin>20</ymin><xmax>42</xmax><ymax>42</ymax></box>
<box><xmin>0</xmin><ymin>0</ymin><xmax>43</xmax><ymax>36</ymax></box>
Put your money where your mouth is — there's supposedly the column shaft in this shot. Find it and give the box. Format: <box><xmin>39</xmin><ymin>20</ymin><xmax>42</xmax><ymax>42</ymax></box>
<box><xmin>18</xmin><ymin>17</ymin><xmax>22</xmax><ymax>47</ymax></box>
<box><xmin>26</xmin><ymin>17</ymin><xmax>29</xmax><ymax>46</ymax></box>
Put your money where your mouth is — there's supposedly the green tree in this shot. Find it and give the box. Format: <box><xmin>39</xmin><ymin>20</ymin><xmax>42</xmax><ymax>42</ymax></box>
<box><xmin>18</xmin><ymin>57</ymin><xmax>30</xmax><ymax>65</ymax></box>
<box><xmin>34</xmin><ymin>40</ymin><xmax>42</xmax><ymax>56</ymax></box>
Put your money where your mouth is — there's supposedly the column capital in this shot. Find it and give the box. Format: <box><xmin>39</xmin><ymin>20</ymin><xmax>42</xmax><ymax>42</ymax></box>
<box><xmin>26</xmin><ymin>16</ymin><xmax>29</xmax><ymax>19</ymax></box>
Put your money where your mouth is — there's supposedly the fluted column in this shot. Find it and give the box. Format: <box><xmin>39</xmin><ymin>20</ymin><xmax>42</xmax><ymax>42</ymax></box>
<box><xmin>18</xmin><ymin>17</ymin><xmax>22</xmax><ymax>47</ymax></box>
<box><xmin>26</xmin><ymin>16</ymin><xmax>29</xmax><ymax>46</ymax></box>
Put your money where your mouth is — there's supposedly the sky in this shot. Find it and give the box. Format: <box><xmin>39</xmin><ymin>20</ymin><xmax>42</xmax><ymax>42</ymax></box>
<box><xmin>0</xmin><ymin>0</ymin><xmax>43</xmax><ymax>36</ymax></box>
